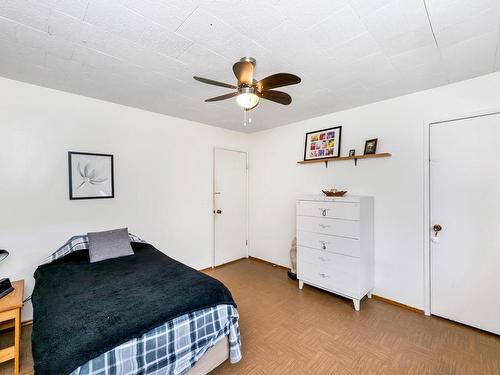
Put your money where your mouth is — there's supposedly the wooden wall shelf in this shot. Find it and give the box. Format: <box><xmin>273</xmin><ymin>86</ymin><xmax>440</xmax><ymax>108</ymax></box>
<box><xmin>297</xmin><ymin>152</ymin><xmax>392</xmax><ymax>167</ymax></box>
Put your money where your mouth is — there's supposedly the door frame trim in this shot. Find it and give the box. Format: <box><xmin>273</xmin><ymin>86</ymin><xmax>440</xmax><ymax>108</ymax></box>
<box><xmin>423</xmin><ymin>107</ymin><xmax>500</xmax><ymax>316</ymax></box>
<box><xmin>212</xmin><ymin>147</ymin><xmax>249</xmax><ymax>268</ymax></box>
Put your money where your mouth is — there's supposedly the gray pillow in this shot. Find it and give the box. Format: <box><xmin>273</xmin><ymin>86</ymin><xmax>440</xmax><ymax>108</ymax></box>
<box><xmin>88</xmin><ymin>228</ymin><xmax>134</xmax><ymax>263</ymax></box>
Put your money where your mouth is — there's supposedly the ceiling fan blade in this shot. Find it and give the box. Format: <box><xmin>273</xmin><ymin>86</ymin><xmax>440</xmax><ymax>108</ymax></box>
<box><xmin>233</xmin><ymin>61</ymin><xmax>254</xmax><ymax>86</ymax></box>
<box><xmin>194</xmin><ymin>76</ymin><xmax>237</xmax><ymax>89</ymax></box>
<box><xmin>205</xmin><ymin>92</ymin><xmax>238</xmax><ymax>102</ymax></box>
<box><xmin>258</xmin><ymin>90</ymin><xmax>292</xmax><ymax>105</ymax></box>
<box><xmin>256</xmin><ymin>73</ymin><xmax>301</xmax><ymax>91</ymax></box>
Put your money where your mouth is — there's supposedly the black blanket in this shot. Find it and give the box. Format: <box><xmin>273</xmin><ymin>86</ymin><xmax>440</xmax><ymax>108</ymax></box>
<box><xmin>31</xmin><ymin>242</ymin><xmax>236</xmax><ymax>375</ymax></box>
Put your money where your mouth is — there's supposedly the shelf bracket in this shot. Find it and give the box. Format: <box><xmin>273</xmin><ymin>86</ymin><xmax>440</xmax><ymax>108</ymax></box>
<box><xmin>325</xmin><ymin>160</ymin><xmax>328</xmax><ymax>168</ymax></box>
<box><xmin>354</xmin><ymin>158</ymin><xmax>358</xmax><ymax>166</ymax></box>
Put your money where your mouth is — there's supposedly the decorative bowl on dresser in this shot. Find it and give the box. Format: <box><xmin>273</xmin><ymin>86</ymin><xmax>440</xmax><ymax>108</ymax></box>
<box><xmin>296</xmin><ymin>195</ymin><xmax>374</xmax><ymax>310</ymax></box>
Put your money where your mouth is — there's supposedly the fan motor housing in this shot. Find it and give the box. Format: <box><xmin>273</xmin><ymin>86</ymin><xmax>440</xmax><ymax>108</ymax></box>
<box><xmin>240</xmin><ymin>56</ymin><xmax>256</xmax><ymax>66</ymax></box>
<box><xmin>238</xmin><ymin>87</ymin><xmax>256</xmax><ymax>95</ymax></box>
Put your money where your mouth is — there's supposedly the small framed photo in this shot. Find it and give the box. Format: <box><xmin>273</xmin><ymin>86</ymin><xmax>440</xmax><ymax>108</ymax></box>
<box><xmin>68</xmin><ymin>152</ymin><xmax>114</xmax><ymax>200</ymax></box>
<box><xmin>364</xmin><ymin>139</ymin><xmax>378</xmax><ymax>155</ymax></box>
<box><xmin>349</xmin><ymin>149</ymin><xmax>356</xmax><ymax>157</ymax></box>
<box><xmin>304</xmin><ymin>126</ymin><xmax>342</xmax><ymax>161</ymax></box>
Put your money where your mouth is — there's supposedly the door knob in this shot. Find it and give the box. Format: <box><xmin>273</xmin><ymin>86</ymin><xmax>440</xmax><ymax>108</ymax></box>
<box><xmin>433</xmin><ymin>224</ymin><xmax>442</xmax><ymax>236</ymax></box>
<box><xmin>215</xmin><ymin>209</ymin><xmax>222</xmax><ymax>214</ymax></box>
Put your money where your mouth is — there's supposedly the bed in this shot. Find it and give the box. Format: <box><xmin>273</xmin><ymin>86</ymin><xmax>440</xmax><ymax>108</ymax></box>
<box><xmin>31</xmin><ymin>235</ymin><xmax>241</xmax><ymax>375</ymax></box>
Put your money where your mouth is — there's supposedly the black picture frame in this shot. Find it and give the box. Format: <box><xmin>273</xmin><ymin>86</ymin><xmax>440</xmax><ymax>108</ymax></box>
<box><xmin>68</xmin><ymin>151</ymin><xmax>114</xmax><ymax>200</ymax></box>
<box><xmin>303</xmin><ymin>126</ymin><xmax>342</xmax><ymax>161</ymax></box>
<box><xmin>363</xmin><ymin>139</ymin><xmax>378</xmax><ymax>155</ymax></box>
<box><xmin>349</xmin><ymin>149</ymin><xmax>356</xmax><ymax>157</ymax></box>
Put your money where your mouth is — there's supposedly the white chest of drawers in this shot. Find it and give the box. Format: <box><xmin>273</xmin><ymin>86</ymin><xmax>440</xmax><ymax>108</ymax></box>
<box><xmin>296</xmin><ymin>195</ymin><xmax>374</xmax><ymax>310</ymax></box>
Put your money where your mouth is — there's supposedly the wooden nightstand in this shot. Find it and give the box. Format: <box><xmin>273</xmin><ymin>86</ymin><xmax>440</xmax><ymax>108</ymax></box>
<box><xmin>0</xmin><ymin>280</ymin><xmax>23</xmax><ymax>375</ymax></box>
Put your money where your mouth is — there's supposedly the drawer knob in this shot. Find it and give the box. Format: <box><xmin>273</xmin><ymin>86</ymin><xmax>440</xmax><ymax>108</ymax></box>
<box><xmin>319</xmin><ymin>240</ymin><xmax>328</xmax><ymax>250</ymax></box>
<box><xmin>322</xmin><ymin>209</ymin><xmax>327</xmax><ymax>216</ymax></box>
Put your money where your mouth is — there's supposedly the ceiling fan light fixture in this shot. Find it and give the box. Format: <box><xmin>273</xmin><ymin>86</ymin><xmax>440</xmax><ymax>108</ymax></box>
<box><xmin>193</xmin><ymin>57</ymin><xmax>301</xmax><ymax>118</ymax></box>
<box><xmin>236</xmin><ymin>87</ymin><xmax>259</xmax><ymax>110</ymax></box>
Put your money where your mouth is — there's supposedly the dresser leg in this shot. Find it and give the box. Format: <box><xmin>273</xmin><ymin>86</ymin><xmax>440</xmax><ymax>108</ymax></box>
<box><xmin>353</xmin><ymin>299</ymin><xmax>360</xmax><ymax>311</ymax></box>
<box><xmin>14</xmin><ymin>307</ymin><xmax>20</xmax><ymax>375</ymax></box>
<box><xmin>367</xmin><ymin>290</ymin><xmax>372</xmax><ymax>299</ymax></box>
<box><xmin>298</xmin><ymin>280</ymin><xmax>304</xmax><ymax>290</ymax></box>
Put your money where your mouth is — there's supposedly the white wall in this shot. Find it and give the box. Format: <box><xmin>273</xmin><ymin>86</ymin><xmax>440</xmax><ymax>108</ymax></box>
<box><xmin>248</xmin><ymin>71</ymin><xmax>500</xmax><ymax>310</ymax></box>
<box><xmin>0</xmin><ymin>77</ymin><xmax>248</xmax><ymax>320</ymax></box>
<box><xmin>3</xmin><ymin>70</ymin><xmax>500</xmax><ymax>321</ymax></box>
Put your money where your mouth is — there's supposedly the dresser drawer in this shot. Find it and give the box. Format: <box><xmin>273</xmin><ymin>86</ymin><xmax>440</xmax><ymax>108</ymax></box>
<box><xmin>297</xmin><ymin>200</ymin><xmax>360</xmax><ymax>221</ymax></box>
<box><xmin>297</xmin><ymin>230</ymin><xmax>360</xmax><ymax>257</ymax></box>
<box><xmin>297</xmin><ymin>251</ymin><xmax>360</xmax><ymax>296</ymax></box>
<box><xmin>297</xmin><ymin>216</ymin><xmax>360</xmax><ymax>239</ymax></box>
<box><xmin>298</xmin><ymin>246</ymin><xmax>356</xmax><ymax>267</ymax></box>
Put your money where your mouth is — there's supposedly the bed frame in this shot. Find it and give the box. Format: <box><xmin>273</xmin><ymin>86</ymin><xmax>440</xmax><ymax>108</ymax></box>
<box><xmin>188</xmin><ymin>336</ymin><xmax>229</xmax><ymax>374</ymax></box>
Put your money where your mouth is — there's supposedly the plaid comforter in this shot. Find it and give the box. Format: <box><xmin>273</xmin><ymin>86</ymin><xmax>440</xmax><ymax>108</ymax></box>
<box><xmin>42</xmin><ymin>235</ymin><xmax>242</xmax><ymax>375</ymax></box>
<box><xmin>42</xmin><ymin>233</ymin><xmax>146</xmax><ymax>264</ymax></box>
<box><xmin>70</xmin><ymin>304</ymin><xmax>241</xmax><ymax>375</ymax></box>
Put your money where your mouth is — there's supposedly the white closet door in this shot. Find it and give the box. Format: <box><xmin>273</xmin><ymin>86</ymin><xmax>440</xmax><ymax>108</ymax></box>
<box><xmin>214</xmin><ymin>148</ymin><xmax>247</xmax><ymax>266</ymax></box>
<box><xmin>430</xmin><ymin>112</ymin><xmax>500</xmax><ymax>334</ymax></box>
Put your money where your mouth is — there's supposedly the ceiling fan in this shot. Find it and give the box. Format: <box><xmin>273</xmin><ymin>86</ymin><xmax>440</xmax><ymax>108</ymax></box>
<box><xmin>193</xmin><ymin>57</ymin><xmax>301</xmax><ymax>111</ymax></box>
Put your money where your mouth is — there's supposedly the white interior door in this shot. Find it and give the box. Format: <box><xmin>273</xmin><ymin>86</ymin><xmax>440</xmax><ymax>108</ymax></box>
<box><xmin>214</xmin><ymin>148</ymin><xmax>247</xmax><ymax>267</ymax></box>
<box><xmin>430</xmin><ymin>112</ymin><xmax>500</xmax><ymax>334</ymax></box>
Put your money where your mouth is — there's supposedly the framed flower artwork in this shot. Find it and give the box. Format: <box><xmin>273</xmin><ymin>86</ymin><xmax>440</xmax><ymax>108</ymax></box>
<box><xmin>68</xmin><ymin>151</ymin><xmax>114</xmax><ymax>200</ymax></box>
<box><xmin>303</xmin><ymin>126</ymin><xmax>342</xmax><ymax>161</ymax></box>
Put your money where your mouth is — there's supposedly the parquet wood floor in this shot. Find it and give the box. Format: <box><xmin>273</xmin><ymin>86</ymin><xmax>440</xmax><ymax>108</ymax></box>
<box><xmin>1</xmin><ymin>258</ymin><xmax>499</xmax><ymax>374</ymax></box>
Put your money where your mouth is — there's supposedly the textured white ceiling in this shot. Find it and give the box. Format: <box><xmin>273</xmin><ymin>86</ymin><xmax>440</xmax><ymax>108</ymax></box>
<box><xmin>1</xmin><ymin>0</ymin><xmax>499</xmax><ymax>132</ymax></box>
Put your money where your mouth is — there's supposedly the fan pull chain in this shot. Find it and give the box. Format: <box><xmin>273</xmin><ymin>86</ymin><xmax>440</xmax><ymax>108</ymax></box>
<box><xmin>243</xmin><ymin>110</ymin><xmax>252</xmax><ymax>127</ymax></box>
